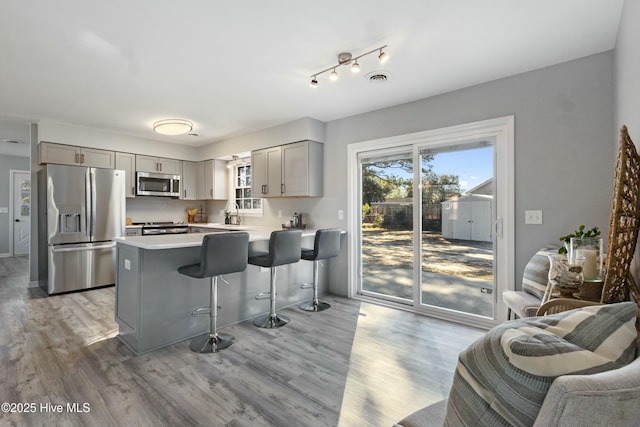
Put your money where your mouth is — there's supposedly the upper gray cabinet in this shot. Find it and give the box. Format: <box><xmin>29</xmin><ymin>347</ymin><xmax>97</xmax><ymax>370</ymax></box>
<box><xmin>135</xmin><ymin>155</ymin><xmax>180</xmax><ymax>175</ymax></box>
<box><xmin>39</xmin><ymin>142</ymin><xmax>115</xmax><ymax>169</ymax></box>
<box><xmin>115</xmin><ymin>152</ymin><xmax>136</xmax><ymax>198</ymax></box>
<box><xmin>204</xmin><ymin>159</ymin><xmax>228</xmax><ymax>200</ymax></box>
<box><xmin>181</xmin><ymin>159</ymin><xmax>227</xmax><ymax>200</ymax></box>
<box><xmin>181</xmin><ymin>161</ymin><xmax>198</xmax><ymax>200</ymax></box>
<box><xmin>251</xmin><ymin>140</ymin><xmax>323</xmax><ymax>197</ymax></box>
<box><xmin>251</xmin><ymin>146</ymin><xmax>282</xmax><ymax>197</ymax></box>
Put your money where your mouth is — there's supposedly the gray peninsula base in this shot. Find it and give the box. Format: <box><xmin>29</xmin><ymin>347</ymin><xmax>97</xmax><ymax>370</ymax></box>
<box><xmin>115</xmin><ymin>234</ymin><xmax>333</xmax><ymax>355</ymax></box>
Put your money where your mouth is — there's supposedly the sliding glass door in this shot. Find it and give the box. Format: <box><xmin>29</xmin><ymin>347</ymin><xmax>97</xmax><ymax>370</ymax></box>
<box><xmin>350</xmin><ymin>117</ymin><xmax>514</xmax><ymax>326</ymax></box>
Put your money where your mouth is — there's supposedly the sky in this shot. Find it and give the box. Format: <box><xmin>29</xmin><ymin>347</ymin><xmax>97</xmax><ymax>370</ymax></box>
<box><xmin>429</xmin><ymin>146</ymin><xmax>493</xmax><ymax>191</ymax></box>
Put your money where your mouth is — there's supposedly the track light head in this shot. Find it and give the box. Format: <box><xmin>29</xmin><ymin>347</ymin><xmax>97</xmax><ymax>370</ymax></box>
<box><xmin>329</xmin><ymin>68</ymin><xmax>338</xmax><ymax>81</ymax></box>
<box><xmin>351</xmin><ymin>60</ymin><xmax>360</xmax><ymax>73</ymax></box>
<box><xmin>310</xmin><ymin>76</ymin><xmax>318</xmax><ymax>87</ymax></box>
<box><xmin>378</xmin><ymin>48</ymin><xmax>388</xmax><ymax>63</ymax></box>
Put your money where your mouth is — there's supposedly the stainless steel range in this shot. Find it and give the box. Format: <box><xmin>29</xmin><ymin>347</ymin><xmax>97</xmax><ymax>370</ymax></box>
<box><xmin>133</xmin><ymin>222</ymin><xmax>189</xmax><ymax>235</ymax></box>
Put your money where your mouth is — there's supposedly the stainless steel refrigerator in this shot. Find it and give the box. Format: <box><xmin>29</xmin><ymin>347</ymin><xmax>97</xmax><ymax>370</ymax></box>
<box><xmin>38</xmin><ymin>164</ymin><xmax>125</xmax><ymax>294</ymax></box>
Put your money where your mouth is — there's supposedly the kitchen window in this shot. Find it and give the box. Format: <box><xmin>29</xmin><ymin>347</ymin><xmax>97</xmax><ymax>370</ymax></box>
<box><xmin>234</xmin><ymin>160</ymin><xmax>262</xmax><ymax>214</ymax></box>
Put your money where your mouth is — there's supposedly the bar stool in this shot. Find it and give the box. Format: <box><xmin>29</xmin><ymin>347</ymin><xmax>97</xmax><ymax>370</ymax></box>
<box><xmin>299</xmin><ymin>228</ymin><xmax>341</xmax><ymax>312</ymax></box>
<box><xmin>250</xmin><ymin>230</ymin><xmax>302</xmax><ymax>328</ymax></box>
<box><xmin>178</xmin><ymin>232</ymin><xmax>249</xmax><ymax>353</ymax></box>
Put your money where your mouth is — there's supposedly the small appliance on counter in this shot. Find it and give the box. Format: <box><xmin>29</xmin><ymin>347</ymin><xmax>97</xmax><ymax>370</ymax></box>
<box><xmin>282</xmin><ymin>212</ymin><xmax>306</xmax><ymax>229</ymax></box>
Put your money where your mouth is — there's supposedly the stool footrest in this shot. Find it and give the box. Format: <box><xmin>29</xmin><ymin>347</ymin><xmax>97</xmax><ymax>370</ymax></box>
<box><xmin>255</xmin><ymin>292</ymin><xmax>271</xmax><ymax>300</ymax></box>
<box><xmin>192</xmin><ymin>307</ymin><xmax>211</xmax><ymax>316</ymax></box>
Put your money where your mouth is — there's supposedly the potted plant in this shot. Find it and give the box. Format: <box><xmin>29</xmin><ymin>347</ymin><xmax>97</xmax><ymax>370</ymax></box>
<box><xmin>558</xmin><ymin>225</ymin><xmax>601</xmax><ymax>254</ymax></box>
<box><xmin>224</xmin><ymin>210</ymin><xmax>231</xmax><ymax>224</ymax></box>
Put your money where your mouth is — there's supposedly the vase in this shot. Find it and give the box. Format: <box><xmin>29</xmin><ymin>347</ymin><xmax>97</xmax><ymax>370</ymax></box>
<box><xmin>569</xmin><ymin>237</ymin><xmax>604</xmax><ymax>281</ymax></box>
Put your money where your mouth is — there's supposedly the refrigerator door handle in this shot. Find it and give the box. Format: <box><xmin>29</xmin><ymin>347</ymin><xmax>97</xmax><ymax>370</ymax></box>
<box><xmin>85</xmin><ymin>168</ymin><xmax>92</xmax><ymax>239</ymax></box>
<box><xmin>90</xmin><ymin>168</ymin><xmax>97</xmax><ymax>239</ymax></box>
<box><xmin>50</xmin><ymin>242</ymin><xmax>116</xmax><ymax>253</ymax></box>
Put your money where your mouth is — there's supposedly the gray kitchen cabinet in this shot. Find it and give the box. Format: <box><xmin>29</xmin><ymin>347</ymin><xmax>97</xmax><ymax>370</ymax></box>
<box><xmin>116</xmin><ymin>152</ymin><xmax>136</xmax><ymax>198</ymax></box>
<box><xmin>282</xmin><ymin>140</ymin><xmax>323</xmax><ymax>197</ymax></box>
<box><xmin>195</xmin><ymin>161</ymin><xmax>206</xmax><ymax>199</ymax></box>
<box><xmin>251</xmin><ymin>146</ymin><xmax>282</xmax><ymax>197</ymax></box>
<box><xmin>39</xmin><ymin>141</ymin><xmax>115</xmax><ymax>169</ymax></box>
<box><xmin>181</xmin><ymin>161</ymin><xmax>198</xmax><ymax>200</ymax></box>
<box><xmin>135</xmin><ymin>155</ymin><xmax>180</xmax><ymax>174</ymax></box>
<box><xmin>204</xmin><ymin>159</ymin><xmax>228</xmax><ymax>200</ymax></box>
<box><xmin>251</xmin><ymin>140</ymin><xmax>323</xmax><ymax>197</ymax></box>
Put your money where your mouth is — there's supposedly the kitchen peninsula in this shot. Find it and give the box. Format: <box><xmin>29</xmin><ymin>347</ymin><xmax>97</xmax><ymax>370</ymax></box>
<box><xmin>114</xmin><ymin>225</ymin><xmax>334</xmax><ymax>355</ymax></box>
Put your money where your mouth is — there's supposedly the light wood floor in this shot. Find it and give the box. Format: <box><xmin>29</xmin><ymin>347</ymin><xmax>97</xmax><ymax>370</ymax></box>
<box><xmin>0</xmin><ymin>256</ymin><xmax>484</xmax><ymax>427</ymax></box>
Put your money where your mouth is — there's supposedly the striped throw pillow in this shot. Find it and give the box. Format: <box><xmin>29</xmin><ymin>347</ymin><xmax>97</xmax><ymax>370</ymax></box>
<box><xmin>521</xmin><ymin>248</ymin><xmax>556</xmax><ymax>300</ymax></box>
<box><xmin>444</xmin><ymin>302</ymin><xmax>638</xmax><ymax>427</ymax></box>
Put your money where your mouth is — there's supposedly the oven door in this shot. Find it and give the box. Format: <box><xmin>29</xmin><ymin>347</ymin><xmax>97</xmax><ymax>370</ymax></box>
<box><xmin>136</xmin><ymin>172</ymin><xmax>180</xmax><ymax>197</ymax></box>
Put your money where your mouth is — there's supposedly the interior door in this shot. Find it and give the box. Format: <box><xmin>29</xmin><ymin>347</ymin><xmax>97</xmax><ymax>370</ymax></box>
<box><xmin>12</xmin><ymin>170</ymin><xmax>30</xmax><ymax>256</ymax></box>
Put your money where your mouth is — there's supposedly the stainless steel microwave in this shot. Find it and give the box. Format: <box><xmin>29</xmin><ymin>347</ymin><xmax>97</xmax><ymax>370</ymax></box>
<box><xmin>136</xmin><ymin>172</ymin><xmax>180</xmax><ymax>197</ymax></box>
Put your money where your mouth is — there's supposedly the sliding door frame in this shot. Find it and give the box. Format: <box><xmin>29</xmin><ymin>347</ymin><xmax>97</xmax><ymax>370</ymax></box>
<box><xmin>347</xmin><ymin>116</ymin><xmax>514</xmax><ymax>329</ymax></box>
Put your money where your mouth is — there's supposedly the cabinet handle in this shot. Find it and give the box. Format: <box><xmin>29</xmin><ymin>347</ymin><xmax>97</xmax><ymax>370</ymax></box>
<box><xmin>281</xmin><ymin>183</ymin><xmax>285</xmax><ymax>194</ymax></box>
<box><xmin>184</xmin><ymin>190</ymin><xmax>187</xmax><ymax>198</ymax></box>
<box><xmin>262</xmin><ymin>184</ymin><xmax>267</xmax><ymax>194</ymax></box>
<box><xmin>132</xmin><ymin>186</ymin><xmax>135</xmax><ymax>195</ymax></box>
<box><xmin>81</xmin><ymin>154</ymin><xmax>85</xmax><ymax>163</ymax></box>
<box><xmin>75</xmin><ymin>153</ymin><xmax>80</xmax><ymax>163</ymax></box>
<box><xmin>210</xmin><ymin>189</ymin><xmax>213</xmax><ymax>197</ymax></box>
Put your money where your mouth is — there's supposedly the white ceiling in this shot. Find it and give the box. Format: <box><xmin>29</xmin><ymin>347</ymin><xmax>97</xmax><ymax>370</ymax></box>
<box><xmin>0</xmin><ymin>0</ymin><xmax>624</xmax><ymax>156</ymax></box>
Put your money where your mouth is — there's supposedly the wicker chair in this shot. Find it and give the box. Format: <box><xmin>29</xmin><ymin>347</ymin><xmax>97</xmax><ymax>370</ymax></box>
<box><xmin>537</xmin><ymin>125</ymin><xmax>640</xmax><ymax>316</ymax></box>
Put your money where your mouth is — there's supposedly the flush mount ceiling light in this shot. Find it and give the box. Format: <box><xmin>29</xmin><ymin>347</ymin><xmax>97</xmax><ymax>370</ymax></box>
<box><xmin>152</xmin><ymin>119</ymin><xmax>193</xmax><ymax>136</ymax></box>
<box><xmin>309</xmin><ymin>44</ymin><xmax>388</xmax><ymax>87</ymax></box>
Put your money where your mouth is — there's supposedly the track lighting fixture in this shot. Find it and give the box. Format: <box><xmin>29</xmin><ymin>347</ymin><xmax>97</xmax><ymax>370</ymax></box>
<box><xmin>309</xmin><ymin>44</ymin><xmax>388</xmax><ymax>87</ymax></box>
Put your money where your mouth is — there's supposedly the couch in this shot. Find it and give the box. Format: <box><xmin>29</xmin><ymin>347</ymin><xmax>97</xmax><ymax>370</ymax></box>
<box><xmin>396</xmin><ymin>303</ymin><xmax>640</xmax><ymax>427</ymax></box>
<box><xmin>396</xmin><ymin>356</ymin><xmax>640</xmax><ymax>427</ymax></box>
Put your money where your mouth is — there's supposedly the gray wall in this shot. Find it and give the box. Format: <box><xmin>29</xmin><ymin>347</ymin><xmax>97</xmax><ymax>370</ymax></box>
<box><xmin>615</xmin><ymin>0</ymin><xmax>640</xmax><ymax>282</ymax></box>
<box><xmin>616</xmin><ymin>0</ymin><xmax>640</xmax><ymax>137</ymax></box>
<box><xmin>323</xmin><ymin>51</ymin><xmax>614</xmax><ymax>290</ymax></box>
<box><xmin>0</xmin><ymin>155</ymin><xmax>30</xmax><ymax>254</ymax></box>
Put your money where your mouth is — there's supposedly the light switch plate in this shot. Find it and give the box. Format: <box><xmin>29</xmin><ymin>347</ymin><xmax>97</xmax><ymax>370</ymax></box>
<box><xmin>525</xmin><ymin>210</ymin><xmax>543</xmax><ymax>224</ymax></box>
<box><xmin>0</xmin><ymin>207</ymin><xmax>8</xmax><ymax>213</ymax></box>
<box><xmin>338</xmin><ymin>210</ymin><xmax>344</xmax><ymax>220</ymax></box>
<box><xmin>124</xmin><ymin>259</ymin><xmax>131</xmax><ymax>270</ymax></box>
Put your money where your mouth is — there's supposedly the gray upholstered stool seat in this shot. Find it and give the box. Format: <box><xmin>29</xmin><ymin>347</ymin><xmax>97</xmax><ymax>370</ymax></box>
<box><xmin>299</xmin><ymin>228</ymin><xmax>341</xmax><ymax>312</ymax></box>
<box><xmin>249</xmin><ymin>229</ymin><xmax>301</xmax><ymax>328</ymax></box>
<box><xmin>178</xmin><ymin>232</ymin><xmax>249</xmax><ymax>353</ymax></box>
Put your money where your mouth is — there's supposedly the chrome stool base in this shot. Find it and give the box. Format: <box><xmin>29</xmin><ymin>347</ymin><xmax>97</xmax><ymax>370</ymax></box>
<box><xmin>189</xmin><ymin>333</ymin><xmax>235</xmax><ymax>353</ymax></box>
<box><xmin>253</xmin><ymin>313</ymin><xmax>290</xmax><ymax>328</ymax></box>
<box><xmin>299</xmin><ymin>301</ymin><xmax>331</xmax><ymax>312</ymax></box>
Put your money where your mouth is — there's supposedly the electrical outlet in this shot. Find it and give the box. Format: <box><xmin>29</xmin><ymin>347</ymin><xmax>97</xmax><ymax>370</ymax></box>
<box><xmin>278</xmin><ymin>210</ymin><xmax>282</xmax><ymax>218</ymax></box>
<box><xmin>338</xmin><ymin>210</ymin><xmax>344</xmax><ymax>220</ymax></box>
<box><xmin>525</xmin><ymin>210</ymin><xmax>543</xmax><ymax>225</ymax></box>
<box><xmin>124</xmin><ymin>259</ymin><xmax>131</xmax><ymax>270</ymax></box>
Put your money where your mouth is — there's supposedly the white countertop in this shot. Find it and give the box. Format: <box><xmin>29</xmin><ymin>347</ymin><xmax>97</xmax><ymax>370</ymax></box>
<box><xmin>114</xmin><ymin>226</ymin><xmax>319</xmax><ymax>250</ymax></box>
